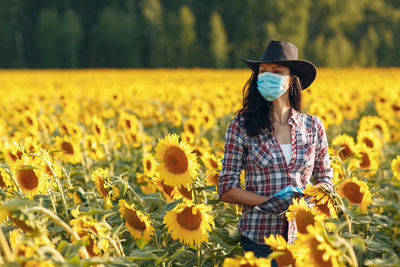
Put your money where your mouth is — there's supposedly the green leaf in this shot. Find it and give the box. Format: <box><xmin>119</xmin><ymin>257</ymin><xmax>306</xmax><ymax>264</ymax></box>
<box><xmin>128</xmin><ymin>250</ymin><xmax>160</xmax><ymax>260</ymax></box>
<box><xmin>135</xmin><ymin>236</ymin><xmax>149</xmax><ymax>249</ymax></box>
<box><xmin>3</xmin><ymin>198</ymin><xmax>38</xmax><ymax>210</ymax></box>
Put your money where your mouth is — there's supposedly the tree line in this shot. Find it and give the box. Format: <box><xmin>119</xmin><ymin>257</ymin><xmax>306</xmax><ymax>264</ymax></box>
<box><xmin>1</xmin><ymin>0</ymin><xmax>399</xmax><ymax>68</ymax></box>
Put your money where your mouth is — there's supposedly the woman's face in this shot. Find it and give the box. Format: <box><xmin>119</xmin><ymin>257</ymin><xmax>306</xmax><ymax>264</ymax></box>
<box><xmin>258</xmin><ymin>63</ymin><xmax>291</xmax><ymax>90</ymax></box>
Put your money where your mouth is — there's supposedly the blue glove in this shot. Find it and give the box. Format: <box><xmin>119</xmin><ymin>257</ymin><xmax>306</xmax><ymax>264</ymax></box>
<box><xmin>274</xmin><ymin>185</ymin><xmax>303</xmax><ymax>199</ymax></box>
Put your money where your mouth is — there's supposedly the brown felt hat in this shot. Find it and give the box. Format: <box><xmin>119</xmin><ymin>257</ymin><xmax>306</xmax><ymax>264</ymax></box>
<box><xmin>240</xmin><ymin>40</ymin><xmax>317</xmax><ymax>89</ymax></box>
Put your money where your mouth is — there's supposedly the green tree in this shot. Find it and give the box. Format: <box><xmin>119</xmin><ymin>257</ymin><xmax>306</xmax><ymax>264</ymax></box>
<box><xmin>264</xmin><ymin>0</ymin><xmax>311</xmax><ymax>58</ymax></box>
<box><xmin>179</xmin><ymin>5</ymin><xmax>196</xmax><ymax>67</ymax></box>
<box><xmin>92</xmin><ymin>6</ymin><xmax>140</xmax><ymax>67</ymax></box>
<box><xmin>36</xmin><ymin>7</ymin><xmax>61</xmax><ymax>67</ymax></box>
<box><xmin>209</xmin><ymin>11</ymin><xmax>228</xmax><ymax>68</ymax></box>
<box><xmin>60</xmin><ymin>8</ymin><xmax>83</xmax><ymax>68</ymax></box>
<box><xmin>141</xmin><ymin>0</ymin><xmax>164</xmax><ymax>67</ymax></box>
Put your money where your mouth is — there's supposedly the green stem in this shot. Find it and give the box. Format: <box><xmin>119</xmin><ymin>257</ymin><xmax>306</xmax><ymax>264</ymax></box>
<box><xmin>0</xmin><ymin>226</ymin><xmax>13</xmax><ymax>262</ymax></box>
<box><xmin>99</xmin><ymin>236</ymin><xmax>123</xmax><ymax>257</ymax></box>
<box><xmin>29</xmin><ymin>153</ymin><xmax>69</xmax><ymax>219</ymax></box>
<box><xmin>196</xmin><ymin>243</ymin><xmax>201</xmax><ymax>267</ymax></box>
<box><xmin>47</xmin><ymin>186</ymin><xmax>57</xmax><ymax>214</ymax></box>
<box><xmin>26</xmin><ymin>206</ymin><xmax>89</xmax><ymax>259</ymax></box>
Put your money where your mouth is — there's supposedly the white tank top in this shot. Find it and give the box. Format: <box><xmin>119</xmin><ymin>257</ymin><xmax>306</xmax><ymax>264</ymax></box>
<box><xmin>280</xmin><ymin>144</ymin><xmax>292</xmax><ymax>164</ymax></box>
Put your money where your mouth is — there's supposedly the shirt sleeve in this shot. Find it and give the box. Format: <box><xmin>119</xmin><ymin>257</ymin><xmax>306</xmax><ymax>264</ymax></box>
<box><xmin>312</xmin><ymin>116</ymin><xmax>334</xmax><ymax>189</ymax></box>
<box><xmin>217</xmin><ymin>116</ymin><xmax>246</xmax><ymax>198</ymax></box>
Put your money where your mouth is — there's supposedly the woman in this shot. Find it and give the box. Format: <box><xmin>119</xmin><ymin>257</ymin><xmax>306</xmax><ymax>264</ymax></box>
<box><xmin>217</xmin><ymin>40</ymin><xmax>334</xmax><ymax>262</ymax></box>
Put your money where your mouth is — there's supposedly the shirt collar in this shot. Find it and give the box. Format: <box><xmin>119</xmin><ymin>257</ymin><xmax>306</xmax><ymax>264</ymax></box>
<box><xmin>288</xmin><ymin>107</ymin><xmax>300</xmax><ymax>126</ymax></box>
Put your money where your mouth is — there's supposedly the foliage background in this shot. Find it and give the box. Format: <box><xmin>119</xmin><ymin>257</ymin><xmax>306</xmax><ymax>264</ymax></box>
<box><xmin>1</xmin><ymin>0</ymin><xmax>400</xmax><ymax>68</ymax></box>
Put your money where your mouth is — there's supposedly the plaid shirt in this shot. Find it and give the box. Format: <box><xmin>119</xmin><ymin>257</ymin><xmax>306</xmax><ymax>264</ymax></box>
<box><xmin>217</xmin><ymin>107</ymin><xmax>334</xmax><ymax>245</ymax></box>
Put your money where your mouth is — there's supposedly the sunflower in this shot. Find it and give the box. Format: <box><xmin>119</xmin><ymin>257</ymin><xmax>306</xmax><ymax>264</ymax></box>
<box><xmin>9</xmin><ymin>228</ymin><xmax>54</xmax><ymax>259</ymax></box>
<box><xmin>168</xmin><ymin>109</ymin><xmax>183</xmax><ymax>127</ymax></box>
<box><xmin>201</xmin><ymin>113</ymin><xmax>215</xmax><ymax>130</ymax></box>
<box><xmin>358</xmin><ymin>116</ymin><xmax>390</xmax><ymax>142</ymax></box>
<box><xmin>264</xmin><ymin>234</ymin><xmax>296</xmax><ymax>267</ymax></box>
<box><xmin>330</xmin><ymin>159</ymin><xmax>345</xmax><ymax>185</ymax></box>
<box><xmin>155</xmin><ymin>133</ymin><xmax>199</xmax><ymax>187</ymax></box>
<box><xmin>183</xmin><ymin>118</ymin><xmax>201</xmax><ymax>138</ymax></box>
<box><xmin>205</xmin><ymin>171</ymin><xmax>220</xmax><ymax>186</ymax></box>
<box><xmin>23</xmin><ymin>260</ymin><xmax>55</xmax><ymax>267</ymax></box>
<box><xmin>336</xmin><ymin>177</ymin><xmax>372</xmax><ymax>211</ymax></box>
<box><xmin>118</xmin><ymin>199</ymin><xmax>154</xmax><ymax>242</ymax></box>
<box><xmin>303</xmin><ymin>184</ymin><xmax>338</xmax><ymax>231</ymax></box>
<box><xmin>117</xmin><ymin>111</ymin><xmax>139</xmax><ymax>132</ymax></box>
<box><xmin>223</xmin><ymin>251</ymin><xmax>271</xmax><ymax>267</ymax></box>
<box><xmin>0</xmin><ymin>166</ymin><xmax>14</xmax><ymax>190</ymax></box>
<box><xmin>181</xmin><ymin>131</ymin><xmax>195</xmax><ymax>145</ymax></box>
<box><xmin>356</xmin><ymin>143</ymin><xmax>379</xmax><ymax>176</ymax></box>
<box><xmin>293</xmin><ymin>225</ymin><xmax>341</xmax><ymax>267</ymax></box>
<box><xmin>155</xmin><ymin>178</ymin><xmax>178</xmax><ymax>202</ymax></box>
<box><xmin>357</xmin><ymin>130</ymin><xmax>382</xmax><ymax>152</ymax></box>
<box><xmin>3</xmin><ymin>140</ymin><xmax>24</xmax><ymax>164</ymax></box>
<box><xmin>175</xmin><ymin>184</ymin><xmax>193</xmax><ymax>201</ymax></box>
<box><xmin>84</xmin><ymin>134</ymin><xmax>105</xmax><ymax>161</ymax></box>
<box><xmin>286</xmin><ymin>198</ymin><xmax>325</xmax><ymax>234</ymax></box>
<box><xmin>391</xmin><ymin>155</ymin><xmax>400</xmax><ymax>179</ymax></box>
<box><xmin>142</xmin><ymin>153</ymin><xmax>158</xmax><ymax>177</ymax></box>
<box><xmin>58</xmin><ymin>120</ymin><xmax>83</xmax><ymax>140</ymax></box>
<box><xmin>332</xmin><ymin>134</ymin><xmax>359</xmax><ymax>162</ymax></box>
<box><xmin>163</xmin><ymin>200</ymin><xmax>214</xmax><ymax>246</ymax></box>
<box><xmin>91</xmin><ymin>115</ymin><xmax>107</xmax><ymax>141</ymax></box>
<box><xmin>308</xmin><ymin>102</ymin><xmax>333</xmax><ymax>128</ymax></box>
<box><xmin>54</xmin><ymin>135</ymin><xmax>83</xmax><ymax>164</ymax></box>
<box><xmin>11</xmin><ymin>155</ymin><xmax>48</xmax><ymax>198</ymax></box>
<box><xmin>201</xmin><ymin>151</ymin><xmax>222</xmax><ymax>172</ymax></box>
<box><xmin>70</xmin><ymin>206</ymin><xmax>110</xmax><ymax>257</ymax></box>
<box><xmin>91</xmin><ymin>168</ymin><xmax>117</xmax><ymax>209</ymax></box>
<box><xmin>124</xmin><ymin>128</ymin><xmax>142</xmax><ymax>148</ymax></box>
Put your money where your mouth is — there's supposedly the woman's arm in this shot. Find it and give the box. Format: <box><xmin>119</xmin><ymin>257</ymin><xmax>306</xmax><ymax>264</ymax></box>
<box><xmin>221</xmin><ymin>188</ymin><xmax>269</xmax><ymax>206</ymax></box>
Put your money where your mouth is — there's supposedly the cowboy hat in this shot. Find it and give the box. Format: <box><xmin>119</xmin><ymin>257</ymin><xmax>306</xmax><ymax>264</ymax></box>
<box><xmin>240</xmin><ymin>40</ymin><xmax>317</xmax><ymax>89</ymax></box>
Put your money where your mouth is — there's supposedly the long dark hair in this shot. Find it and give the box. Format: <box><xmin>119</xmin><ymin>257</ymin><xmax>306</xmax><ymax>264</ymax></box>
<box><xmin>234</xmin><ymin>64</ymin><xmax>302</xmax><ymax>137</ymax></box>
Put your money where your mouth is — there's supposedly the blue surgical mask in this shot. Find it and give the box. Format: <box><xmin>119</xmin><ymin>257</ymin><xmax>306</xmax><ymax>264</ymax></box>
<box><xmin>257</xmin><ymin>72</ymin><xmax>290</xmax><ymax>101</ymax></box>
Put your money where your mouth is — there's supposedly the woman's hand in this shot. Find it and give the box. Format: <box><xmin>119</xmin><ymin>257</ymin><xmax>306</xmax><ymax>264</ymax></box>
<box><xmin>220</xmin><ymin>187</ymin><xmax>270</xmax><ymax>207</ymax></box>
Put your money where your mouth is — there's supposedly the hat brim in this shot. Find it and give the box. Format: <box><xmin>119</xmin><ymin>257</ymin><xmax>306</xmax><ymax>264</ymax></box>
<box><xmin>239</xmin><ymin>57</ymin><xmax>316</xmax><ymax>89</ymax></box>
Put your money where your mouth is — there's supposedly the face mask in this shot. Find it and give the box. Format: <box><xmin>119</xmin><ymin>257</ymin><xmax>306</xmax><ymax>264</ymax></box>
<box><xmin>256</xmin><ymin>72</ymin><xmax>290</xmax><ymax>101</ymax></box>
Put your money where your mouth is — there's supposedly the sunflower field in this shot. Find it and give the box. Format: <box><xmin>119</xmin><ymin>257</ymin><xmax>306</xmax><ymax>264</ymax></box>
<box><xmin>0</xmin><ymin>68</ymin><xmax>399</xmax><ymax>266</ymax></box>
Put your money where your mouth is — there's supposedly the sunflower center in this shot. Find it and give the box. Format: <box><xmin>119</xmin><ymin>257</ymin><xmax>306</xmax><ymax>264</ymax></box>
<box><xmin>125</xmin><ymin>119</ymin><xmax>131</xmax><ymax>129</ymax></box>
<box><xmin>363</xmin><ymin>138</ymin><xmax>374</xmax><ymax>148</ymax></box>
<box><xmin>276</xmin><ymin>249</ymin><xmax>295</xmax><ymax>267</ymax></box>
<box><xmin>161</xmin><ymin>180</ymin><xmax>174</xmax><ymax>198</ymax></box>
<box><xmin>95</xmin><ymin>125</ymin><xmax>101</xmax><ymax>135</ymax></box>
<box><xmin>338</xmin><ymin>144</ymin><xmax>352</xmax><ymax>160</ymax></box>
<box><xmin>98</xmin><ymin>177</ymin><xmax>109</xmax><ymax>197</ymax></box>
<box><xmin>178</xmin><ymin>186</ymin><xmax>192</xmax><ymax>200</ymax></box>
<box><xmin>360</xmin><ymin>152</ymin><xmax>370</xmax><ymax>168</ymax></box>
<box><xmin>209</xmin><ymin>158</ymin><xmax>218</xmax><ymax>169</ymax></box>
<box><xmin>343</xmin><ymin>182</ymin><xmax>363</xmax><ymax>204</ymax></box>
<box><xmin>0</xmin><ymin>173</ymin><xmax>6</xmax><ymax>188</ymax></box>
<box><xmin>165</xmin><ymin>146</ymin><xmax>188</xmax><ymax>174</ymax></box>
<box><xmin>310</xmin><ymin>238</ymin><xmax>332</xmax><ymax>267</ymax></box>
<box><xmin>295</xmin><ymin>209</ymin><xmax>315</xmax><ymax>234</ymax></box>
<box><xmin>207</xmin><ymin>172</ymin><xmax>219</xmax><ymax>186</ymax></box>
<box><xmin>176</xmin><ymin>206</ymin><xmax>202</xmax><ymax>231</ymax></box>
<box><xmin>316</xmin><ymin>202</ymin><xmax>331</xmax><ymax>217</ymax></box>
<box><xmin>17</xmin><ymin>168</ymin><xmax>39</xmax><ymax>190</ymax></box>
<box><xmin>188</xmin><ymin>124</ymin><xmax>195</xmax><ymax>134</ymax></box>
<box><xmin>61</xmin><ymin>141</ymin><xmax>74</xmax><ymax>154</ymax></box>
<box><xmin>146</xmin><ymin>160</ymin><xmax>152</xmax><ymax>171</ymax></box>
<box><xmin>125</xmin><ymin>208</ymin><xmax>146</xmax><ymax>231</ymax></box>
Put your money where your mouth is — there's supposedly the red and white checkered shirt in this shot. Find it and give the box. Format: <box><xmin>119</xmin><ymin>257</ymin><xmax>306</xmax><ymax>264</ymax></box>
<box><xmin>217</xmin><ymin>107</ymin><xmax>334</xmax><ymax>245</ymax></box>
